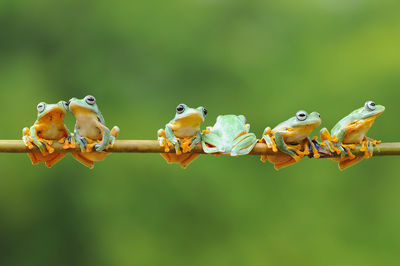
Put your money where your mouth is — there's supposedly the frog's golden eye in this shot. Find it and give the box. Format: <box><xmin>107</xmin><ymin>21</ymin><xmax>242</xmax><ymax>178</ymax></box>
<box><xmin>202</xmin><ymin>108</ymin><xmax>208</xmax><ymax>116</ymax></box>
<box><xmin>37</xmin><ymin>102</ymin><xmax>45</xmax><ymax>113</ymax></box>
<box><xmin>85</xmin><ymin>95</ymin><xmax>96</xmax><ymax>105</ymax></box>
<box><xmin>296</xmin><ymin>110</ymin><xmax>308</xmax><ymax>121</ymax></box>
<box><xmin>176</xmin><ymin>104</ymin><xmax>185</xmax><ymax>114</ymax></box>
<box><xmin>365</xmin><ymin>101</ymin><xmax>376</xmax><ymax>111</ymax></box>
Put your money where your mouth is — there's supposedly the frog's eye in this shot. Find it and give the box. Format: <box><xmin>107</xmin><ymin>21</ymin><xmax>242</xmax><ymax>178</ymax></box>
<box><xmin>37</xmin><ymin>102</ymin><xmax>45</xmax><ymax>113</ymax></box>
<box><xmin>296</xmin><ymin>110</ymin><xmax>308</xmax><ymax>121</ymax></box>
<box><xmin>176</xmin><ymin>104</ymin><xmax>185</xmax><ymax>114</ymax></box>
<box><xmin>202</xmin><ymin>108</ymin><xmax>208</xmax><ymax>116</ymax></box>
<box><xmin>365</xmin><ymin>101</ymin><xmax>376</xmax><ymax>111</ymax></box>
<box><xmin>85</xmin><ymin>95</ymin><xmax>96</xmax><ymax>105</ymax></box>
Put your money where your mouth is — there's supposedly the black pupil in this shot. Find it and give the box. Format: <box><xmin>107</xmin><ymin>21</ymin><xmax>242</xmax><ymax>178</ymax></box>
<box><xmin>88</xmin><ymin>97</ymin><xmax>94</xmax><ymax>102</ymax></box>
<box><xmin>299</xmin><ymin>113</ymin><xmax>305</xmax><ymax>116</ymax></box>
<box><xmin>370</xmin><ymin>102</ymin><xmax>375</xmax><ymax>106</ymax></box>
<box><xmin>177</xmin><ymin>105</ymin><xmax>184</xmax><ymax>112</ymax></box>
<box><xmin>203</xmin><ymin>108</ymin><xmax>207</xmax><ymax>115</ymax></box>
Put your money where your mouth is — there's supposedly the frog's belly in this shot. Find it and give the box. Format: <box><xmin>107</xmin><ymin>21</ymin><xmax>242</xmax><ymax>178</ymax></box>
<box><xmin>174</xmin><ymin>127</ymin><xmax>198</xmax><ymax>138</ymax></box>
<box><xmin>39</xmin><ymin>124</ymin><xmax>66</xmax><ymax>140</ymax></box>
<box><xmin>77</xmin><ymin>123</ymin><xmax>103</xmax><ymax>140</ymax></box>
<box><xmin>343</xmin><ymin>129</ymin><xmax>368</xmax><ymax>144</ymax></box>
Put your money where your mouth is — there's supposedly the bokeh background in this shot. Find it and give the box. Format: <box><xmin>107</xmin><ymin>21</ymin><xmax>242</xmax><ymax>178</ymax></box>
<box><xmin>1</xmin><ymin>0</ymin><xmax>400</xmax><ymax>265</ymax></box>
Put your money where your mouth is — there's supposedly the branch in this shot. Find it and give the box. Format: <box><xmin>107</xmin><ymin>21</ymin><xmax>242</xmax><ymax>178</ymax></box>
<box><xmin>0</xmin><ymin>140</ymin><xmax>399</xmax><ymax>157</ymax></box>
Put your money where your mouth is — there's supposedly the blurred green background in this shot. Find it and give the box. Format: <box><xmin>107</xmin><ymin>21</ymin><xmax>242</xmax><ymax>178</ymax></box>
<box><xmin>1</xmin><ymin>0</ymin><xmax>400</xmax><ymax>265</ymax></box>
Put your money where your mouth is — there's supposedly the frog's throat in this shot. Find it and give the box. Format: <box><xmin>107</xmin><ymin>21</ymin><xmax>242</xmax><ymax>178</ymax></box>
<box><xmin>175</xmin><ymin>113</ymin><xmax>204</xmax><ymax>129</ymax></box>
<box><xmin>40</xmin><ymin>107</ymin><xmax>66</xmax><ymax>123</ymax></box>
<box><xmin>69</xmin><ymin>104</ymin><xmax>96</xmax><ymax>117</ymax></box>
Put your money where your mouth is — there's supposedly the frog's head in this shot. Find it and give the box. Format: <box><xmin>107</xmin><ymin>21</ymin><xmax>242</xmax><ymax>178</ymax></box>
<box><xmin>36</xmin><ymin>101</ymin><xmax>68</xmax><ymax>122</ymax></box>
<box><xmin>173</xmin><ymin>103</ymin><xmax>207</xmax><ymax>129</ymax></box>
<box><xmin>68</xmin><ymin>95</ymin><xmax>101</xmax><ymax>116</ymax></box>
<box><xmin>289</xmin><ymin>110</ymin><xmax>322</xmax><ymax>128</ymax></box>
<box><xmin>351</xmin><ymin>101</ymin><xmax>385</xmax><ymax>120</ymax></box>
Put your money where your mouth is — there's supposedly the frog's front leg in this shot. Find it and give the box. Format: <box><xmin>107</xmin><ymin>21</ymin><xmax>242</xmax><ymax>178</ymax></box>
<box><xmin>231</xmin><ymin>132</ymin><xmax>257</xmax><ymax>156</ymax></box>
<box><xmin>165</xmin><ymin>125</ymin><xmax>182</xmax><ymax>154</ymax></box>
<box><xmin>94</xmin><ymin>124</ymin><xmax>111</xmax><ymax>152</ymax></box>
<box><xmin>22</xmin><ymin>127</ymin><xmax>35</xmax><ymax>150</ymax></box>
<box><xmin>58</xmin><ymin>127</ymin><xmax>75</xmax><ymax>149</ymax></box>
<box><xmin>307</xmin><ymin>137</ymin><xmax>321</xmax><ymax>158</ymax></box>
<box><xmin>74</xmin><ymin>125</ymin><xmax>89</xmax><ymax>152</ymax></box>
<box><xmin>320</xmin><ymin>128</ymin><xmax>342</xmax><ymax>155</ymax></box>
<box><xmin>108</xmin><ymin>126</ymin><xmax>120</xmax><ymax>146</ymax></box>
<box><xmin>29</xmin><ymin>125</ymin><xmax>54</xmax><ymax>154</ymax></box>
<box><xmin>261</xmin><ymin>127</ymin><xmax>278</xmax><ymax>152</ymax></box>
<box><xmin>274</xmin><ymin>132</ymin><xmax>301</xmax><ymax>161</ymax></box>
<box><xmin>360</xmin><ymin>136</ymin><xmax>380</xmax><ymax>158</ymax></box>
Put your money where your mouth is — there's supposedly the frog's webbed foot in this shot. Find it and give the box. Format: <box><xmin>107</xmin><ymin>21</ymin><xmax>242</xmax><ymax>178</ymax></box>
<box><xmin>22</xmin><ymin>127</ymin><xmax>35</xmax><ymax>150</ymax></box>
<box><xmin>261</xmin><ymin>128</ymin><xmax>278</xmax><ymax>152</ymax></box>
<box><xmin>59</xmin><ymin>135</ymin><xmax>75</xmax><ymax>150</ymax></box>
<box><xmin>202</xmin><ymin>126</ymin><xmax>213</xmax><ymax>134</ymax></box>
<box><xmin>341</xmin><ymin>144</ymin><xmax>356</xmax><ymax>159</ymax></box>
<box><xmin>76</xmin><ymin>136</ymin><xmax>90</xmax><ymax>152</ymax></box>
<box><xmin>158</xmin><ymin>128</ymin><xmax>175</xmax><ymax>153</ymax></box>
<box><xmin>359</xmin><ymin>136</ymin><xmax>380</xmax><ymax>158</ymax></box>
<box><xmin>108</xmin><ymin>126</ymin><xmax>120</xmax><ymax>147</ymax></box>
<box><xmin>320</xmin><ymin>128</ymin><xmax>341</xmax><ymax>155</ymax></box>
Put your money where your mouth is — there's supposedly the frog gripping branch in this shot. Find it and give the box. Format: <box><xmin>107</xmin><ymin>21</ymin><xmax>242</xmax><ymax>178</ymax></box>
<box><xmin>259</xmin><ymin>110</ymin><xmax>322</xmax><ymax>170</ymax></box>
<box><xmin>68</xmin><ymin>95</ymin><xmax>120</xmax><ymax>169</ymax></box>
<box><xmin>319</xmin><ymin>101</ymin><xmax>385</xmax><ymax>170</ymax></box>
<box><xmin>22</xmin><ymin>101</ymin><xmax>74</xmax><ymax>168</ymax></box>
<box><xmin>15</xmin><ymin>98</ymin><xmax>389</xmax><ymax>171</ymax></box>
<box><xmin>158</xmin><ymin>104</ymin><xmax>207</xmax><ymax>168</ymax></box>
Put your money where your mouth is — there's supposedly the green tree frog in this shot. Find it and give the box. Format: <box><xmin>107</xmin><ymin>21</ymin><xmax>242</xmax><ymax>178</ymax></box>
<box><xmin>201</xmin><ymin>114</ymin><xmax>257</xmax><ymax>156</ymax></box>
<box><xmin>68</xmin><ymin>95</ymin><xmax>120</xmax><ymax>169</ymax></box>
<box><xmin>22</xmin><ymin>101</ymin><xmax>74</xmax><ymax>168</ymax></box>
<box><xmin>320</xmin><ymin>101</ymin><xmax>385</xmax><ymax>170</ymax></box>
<box><xmin>260</xmin><ymin>110</ymin><xmax>321</xmax><ymax>170</ymax></box>
<box><xmin>158</xmin><ymin>103</ymin><xmax>207</xmax><ymax>168</ymax></box>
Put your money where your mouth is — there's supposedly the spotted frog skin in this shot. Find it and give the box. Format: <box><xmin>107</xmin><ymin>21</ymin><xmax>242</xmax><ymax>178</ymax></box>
<box><xmin>201</xmin><ymin>115</ymin><xmax>257</xmax><ymax>156</ymax></box>
<box><xmin>260</xmin><ymin>110</ymin><xmax>321</xmax><ymax>170</ymax></box>
<box><xmin>22</xmin><ymin>101</ymin><xmax>74</xmax><ymax>168</ymax></box>
<box><xmin>158</xmin><ymin>103</ymin><xmax>207</xmax><ymax>168</ymax></box>
<box><xmin>68</xmin><ymin>95</ymin><xmax>120</xmax><ymax>169</ymax></box>
<box><xmin>320</xmin><ymin>101</ymin><xmax>384</xmax><ymax>170</ymax></box>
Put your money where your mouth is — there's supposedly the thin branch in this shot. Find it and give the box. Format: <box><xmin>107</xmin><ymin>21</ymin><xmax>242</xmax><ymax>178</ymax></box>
<box><xmin>0</xmin><ymin>140</ymin><xmax>400</xmax><ymax>157</ymax></box>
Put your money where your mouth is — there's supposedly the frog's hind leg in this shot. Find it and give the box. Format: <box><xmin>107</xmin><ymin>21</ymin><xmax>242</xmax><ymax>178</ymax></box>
<box><xmin>265</xmin><ymin>154</ymin><xmax>296</xmax><ymax>170</ymax></box>
<box><xmin>71</xmin><ymin>153</ymin><xmax>95</xmax><ymax>169</ymax></box>
<box><xmin>231</xmin><ymin>133</ymin><xmax>257</xmax><ymax>156</ymax></box>
<box><xmin>338</xmin><ymin>156</ymin><xmax>363</xmax><ymax>170</ymax></box>
<box><xmin>160</xmin><ymin>153</ymin><xmax>200</xmax><ymax>168</ymax></box>
<box><xmin>26</xmin><ymin>153</ymin><xmax>40</xmax><ymax>165</ymax></box>
<box><xmin>201</xmin><ymin>132</ymin><xmax>223</xmax><ymax>154</ymax></box>
<box><xmin>45</xmin><ymin>153</ymin><xmax>68</xmax><ymax>168</ymax></box>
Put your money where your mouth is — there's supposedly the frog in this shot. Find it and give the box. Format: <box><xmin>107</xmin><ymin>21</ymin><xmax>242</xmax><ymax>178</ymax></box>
<box><xmin>68</xmin><ymin>95</ymin><xmax>120</xmax><ymax>169</ymax></box>
<box><xmin>320</xmin><ymin>101</ymin><xmax>385</xmax><ymax>170</ymax></box>
<box><xmin>22</xmin><ymin>101</ymin><xmax>74</xmax><ymax>168</ymax></box>
<box><xmin>201</xmin><ymin>114</ymin><xmax>257</xmax><ymax>156</ymax></box>
<box><xmin>158</xmin><ymin>103</ymin><xmax>207</xmax><ymax>168</ymax></box>
<box><xmin>260</xmin><ymin>110</ymin><xmax>322</xmax><ymax>170</ymax></box>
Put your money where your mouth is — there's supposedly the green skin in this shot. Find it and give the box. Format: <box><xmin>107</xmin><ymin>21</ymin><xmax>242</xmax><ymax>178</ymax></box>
<box><xmin>23</xmin><ymin>101</ymin><xmax>70</xmax><ymax>153</ymax></box>
<box><xmin>202</xmin><ymin>115</ymin><xmax>257</xmax><ymax>156</ymax></box>
<box><xmin>69</xmin><ymin>96</ymin><xmax>119</xmax><ymax>152</ymax></box>
<box><xmin>320</xmin><ymin>102</ymin><xmax>385</xmax><ymax>155</ymax></box>
<box><xmin>262</xmin><ymin>111</ymin><xmax>321</xmax><ymax>159</ymax></box>
<box><xmin>158</xmin><ymin>104</ymin><xmax>206</xmax><ymax>152</ymax></box>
